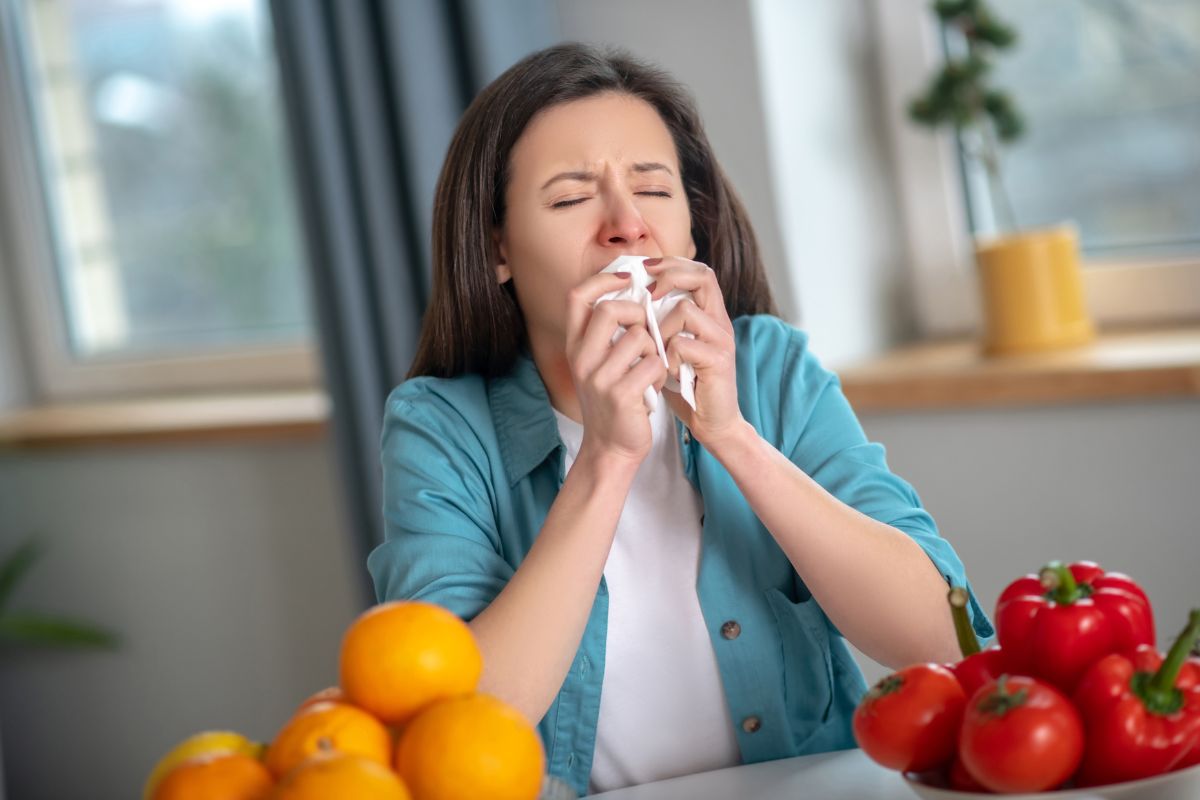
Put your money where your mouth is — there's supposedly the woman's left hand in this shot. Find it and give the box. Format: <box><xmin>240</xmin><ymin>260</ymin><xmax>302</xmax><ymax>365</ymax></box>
<box><xmin>647</xmin><ymin>256</ymin><xmax>749</xmax><ymax>449</ymax></box>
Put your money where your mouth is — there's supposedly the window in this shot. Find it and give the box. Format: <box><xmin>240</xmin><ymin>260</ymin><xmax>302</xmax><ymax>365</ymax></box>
<box><xmin>873</xmin><ymin>0</ymin><xmax>1200</xmax><ymax>337</ymax></box>
<box><xmin>961</xmin><ymin>0</ymin><xmax>1200</xmax><ymax>260</ymax></box>
<box><xmin>0</xmin><ymin>0</ymin><xmax>316</xmax><ymax>399</ymax></box>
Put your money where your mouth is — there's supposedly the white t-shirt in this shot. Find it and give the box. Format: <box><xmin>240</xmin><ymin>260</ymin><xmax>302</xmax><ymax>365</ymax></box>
<box><xmin>552</xmin><ymin>400</ymin><xmax>742</xmax><ymax>794</ymax></box>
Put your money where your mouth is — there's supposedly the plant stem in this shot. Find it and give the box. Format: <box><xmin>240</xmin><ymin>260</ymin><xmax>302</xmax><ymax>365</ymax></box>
<box><xmin>978</xmin><ymin>120</ymin><xmax>1019</xmax><ymax>235</ymax></box>
<box><xmin>949</xmin><ymin>587</ymin><xmax>981</xmax><ymax>657</ymax></box>
<box><xmin>1039</xmin><ymin>562</ymin><xmax>1081</xmax><ymax>605</ymax></box>
<box><xmin>1150</xmin><ymin>609</ymin><xmax>1200</xmax><ymax>697</ymax></box>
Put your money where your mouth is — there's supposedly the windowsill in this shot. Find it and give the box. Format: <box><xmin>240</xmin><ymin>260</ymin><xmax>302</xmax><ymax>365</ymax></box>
<box><xmin>2</xmin><ymin>324</ymin><xmax>1198</xmax><ymax>447</ymax></box>
<box><xmin>0</xmin><ymin>390</ymin><xmax>330</xmax><ymax>448</ymax></box>
<box><xmin>838</xmin><ymin>323</ymin><xmax>1200</xmax><ymax>413</ymax></box>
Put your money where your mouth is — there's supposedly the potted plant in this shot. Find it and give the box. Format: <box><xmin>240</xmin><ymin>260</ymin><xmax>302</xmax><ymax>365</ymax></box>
<box><xmin>909</xmin><ymin>0</ymin><xmax>1095</xmax><ymax>356</ymax></box>
<box><xmin>0</xmin><ymin>537</ymin><xmax>119</xmax><ymax>798</ymax></box>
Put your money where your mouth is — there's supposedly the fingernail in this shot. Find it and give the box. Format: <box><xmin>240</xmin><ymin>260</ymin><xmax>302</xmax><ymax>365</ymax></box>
<box><xmin>643</xmin><ymin>257</ymin><xmax>662</xmax><ymax>267</ymax></box>
<box><xmin>614</xmin><ymin>271</ymin><xmax>631</xmax><ymax>278</ymax></box>
<box><xmin>647</xmin><ymin>281</ymin><xmax>658</xmax><ymax>294</ymax></box>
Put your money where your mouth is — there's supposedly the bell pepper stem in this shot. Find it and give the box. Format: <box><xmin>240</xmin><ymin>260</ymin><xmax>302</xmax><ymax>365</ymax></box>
<box><xmin>1039</xmin><ymin>561</ymin><xmax>1081</xmax><ymax>604</ymax></box>
<box><xmin>1149</xmin><ymin>608</ymin><xmax>1200</xmax><ymax>698</ymax></box>
<box><xmin>948</xmin><ymin>586</ymin><xmax>981</xmax><ymax>657</ymax></box>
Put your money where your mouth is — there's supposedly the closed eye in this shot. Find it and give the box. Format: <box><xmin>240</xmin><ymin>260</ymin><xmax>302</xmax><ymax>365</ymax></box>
<box><xmin>550</xmin><ymin>191</ymin><xmax>672</xmax><ymax>210</ymax></box>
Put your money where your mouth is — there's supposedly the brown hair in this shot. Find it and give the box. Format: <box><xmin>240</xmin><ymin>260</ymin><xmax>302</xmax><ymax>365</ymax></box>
<box><xmin>407</xmin><ymin>42</ymin><xmax>779</xmax><ymax>379</ymax></box>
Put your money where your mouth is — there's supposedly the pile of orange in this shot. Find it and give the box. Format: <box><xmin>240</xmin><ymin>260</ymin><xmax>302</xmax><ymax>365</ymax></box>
<box><xmin>145</xmin><ymin>601</ymin><xmax>546</xmax><ymax>800</ymax></box>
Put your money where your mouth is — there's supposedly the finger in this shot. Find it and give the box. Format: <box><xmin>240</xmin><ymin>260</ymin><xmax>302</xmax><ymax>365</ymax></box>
<box><xmin>657</xmin><ymin>297</ymin><xmax>731</xmax><ymax>345</ymax></box>
<box><xmin>666</xmin><ymin>334</ymin><xmax>729</xmax><ymax>377</ymax></box>
<box><xmin>592</xmin><ymin>325</ymin><xmax>660</xmax><ymax>389</ymax></box>
<box><xmin>566</xmin><ymin>272</ymin><xmax>634</xmax><ymax>355</ymax></box>
<box><xmin>648</xmin><ymin>261</ymin><xmax>728</xmax><ymax>322</ymax></box>
<box><xmin>582</xmin><ymin>300</ymin><xmax>649</xmax><ymax>354</ymax></box>
<box><xmin>574</xmin><ymin>300</ymin><xmax>650</xmax><ymax>378</ymax></box>
<box><xmin>613</xmin><ymin>345</ymin><xmax>668</xmax><ymax>404</ymax></box>
<box><xmin>652</xmin><ymin>370</ymin><xmax>668</xmax><ymax>395</ymax></box>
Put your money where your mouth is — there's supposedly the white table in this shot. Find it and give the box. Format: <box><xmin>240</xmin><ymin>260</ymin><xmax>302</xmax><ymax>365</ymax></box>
<box><xmin>587</xmin><ymin>749</ymin><xmax>916</xmax><ymax>799</ymax></box>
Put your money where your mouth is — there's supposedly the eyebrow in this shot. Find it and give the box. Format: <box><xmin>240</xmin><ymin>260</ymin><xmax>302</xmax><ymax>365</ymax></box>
<box><xmin>539</xmin><ymin>162</ymin><xmax>674</xmax><ymax>191</ymax></box>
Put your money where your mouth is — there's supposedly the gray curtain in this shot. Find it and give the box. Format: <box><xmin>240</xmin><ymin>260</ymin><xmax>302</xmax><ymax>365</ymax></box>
<box><xmin>269</xmin><ymin>0</ymin><xmax>557</xmax><ymax>599</ymax></box>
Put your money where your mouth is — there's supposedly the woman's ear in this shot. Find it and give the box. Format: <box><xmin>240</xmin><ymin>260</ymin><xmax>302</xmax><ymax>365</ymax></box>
<box><xmin>492</xmin><ymin>228</ymin><xmax>512</xmax><ymax>284</ymax></box>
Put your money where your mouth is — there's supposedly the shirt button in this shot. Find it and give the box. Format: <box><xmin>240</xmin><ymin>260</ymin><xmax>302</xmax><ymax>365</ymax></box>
<box><xmin>742</xmin><ymin>715</ymin><xmax>762</xmax><ymax>734</ymax></box>
<box><xmin>720</xmin><ymin>620</ymin><xmax>741</xmax><ymax>640</ymax></box>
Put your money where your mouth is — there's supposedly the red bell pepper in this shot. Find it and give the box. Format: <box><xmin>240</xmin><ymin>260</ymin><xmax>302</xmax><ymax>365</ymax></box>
<box><xmin>1073</xmin><ymin>609</ymin><xmax>1200</xmax><ymax>786</ymax></box>
<box><xmin>995</xmin><ymin>560</ymin><xmax>1154</xmax><ymax>691</ymax></box>
<box><xmin>947</xmin><ymin>586</ymin><xmax>1010</xmax><ymax>698</ymax></box>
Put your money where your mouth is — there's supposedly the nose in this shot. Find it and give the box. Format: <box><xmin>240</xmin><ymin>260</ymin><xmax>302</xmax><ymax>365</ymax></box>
<box><xmin>596</xmin><ymin>191</ymin><xmax>649</xmax><ymax>247</ymax></box>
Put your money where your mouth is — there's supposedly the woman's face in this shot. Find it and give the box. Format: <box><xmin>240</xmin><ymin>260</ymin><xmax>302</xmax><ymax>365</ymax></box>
<box><xmin>495</xmin><ymin>92</ymin><xmax>697</xmax><ymax>353</ymax></box>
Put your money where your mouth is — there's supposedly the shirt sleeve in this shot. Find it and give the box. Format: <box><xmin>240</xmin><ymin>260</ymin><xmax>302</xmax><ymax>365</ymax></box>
<box><xmin>778</xmin><ymin>327</ymin><xmax>996</xmax><ymax>646</ymax></box>
<box><xmin>367</xmin><ymin>387</ymin><xmax>514</xmax><ymax>622</ymax></box>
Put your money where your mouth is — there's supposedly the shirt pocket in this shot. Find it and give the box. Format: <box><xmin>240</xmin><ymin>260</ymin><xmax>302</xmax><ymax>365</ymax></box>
<box><xmin>764</xmin><ymin>585</ymin><xmax>836</xmax><ymax>751</ymax></box>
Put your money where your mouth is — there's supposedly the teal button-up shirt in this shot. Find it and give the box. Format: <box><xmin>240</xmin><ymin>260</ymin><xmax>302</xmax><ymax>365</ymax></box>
<box><xmin>369</xmin><ymin>314</ymin><xmax>993</xmax><ymax>796</ymax></box>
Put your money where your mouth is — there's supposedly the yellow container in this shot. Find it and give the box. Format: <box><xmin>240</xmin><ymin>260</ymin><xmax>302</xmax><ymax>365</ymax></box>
<box><xmin>974</xmin><ymin>225</ymin><xmax>1095</xmax><ymax>356</ymax></box>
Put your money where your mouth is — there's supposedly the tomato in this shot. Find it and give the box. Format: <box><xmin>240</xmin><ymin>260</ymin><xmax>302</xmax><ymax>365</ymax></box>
<box><xmin>958</xmin><ymin>674</ymin><xmax>1084</xmax><ymax>793</ymax></box>
<box><xmin>853</xmin><ymin>663</ymin><xmax>966</xmax><ymax>772</ymax></box>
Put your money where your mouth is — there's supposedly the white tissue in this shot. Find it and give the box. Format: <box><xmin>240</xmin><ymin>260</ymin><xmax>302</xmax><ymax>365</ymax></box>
<box><xmin>593</xmin><ymin>254</ymin><xmax>697</xmax><ymax>412</ymax></box>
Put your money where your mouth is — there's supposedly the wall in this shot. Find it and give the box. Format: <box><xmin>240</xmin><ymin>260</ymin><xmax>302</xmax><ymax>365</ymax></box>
<box><xmin>0</xmin><ymin>197</ymin><xmax>30</xmax><ymax>413</ymax></box>
<box><xmin>752</xmin><ymin>0</ymin><xmax>914</xmax><ymax>365</ymax></box>
<box><xmin>0</xmin><ymin>438</ymin><xmax>363</xmax><ymax>800</ymax></box>
<box><xmin>0</xmin><ymin>265</ymin><xmax>29</xmax><ymax>412</ymax></box>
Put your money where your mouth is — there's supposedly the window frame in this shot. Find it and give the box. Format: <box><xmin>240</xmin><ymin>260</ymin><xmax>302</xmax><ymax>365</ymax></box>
<box><xmin>871</xmin><ymin>0</ymin><xmax>1200</xmax><ymax>339</ymax></box>
<box><xmin>0</xmin><ymin>0</ymin><xmax>319</xmax><ymax>403</ymax></box>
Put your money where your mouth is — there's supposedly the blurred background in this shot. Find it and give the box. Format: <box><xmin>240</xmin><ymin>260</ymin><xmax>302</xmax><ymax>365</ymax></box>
<box><xmin>0</xmin><ymin>1</ymin><xmax>1197</xmax><ymax>797</ymax></box>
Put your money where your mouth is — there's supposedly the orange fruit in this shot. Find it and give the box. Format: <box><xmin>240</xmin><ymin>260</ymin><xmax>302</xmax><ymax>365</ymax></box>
<box><xmin>151</xmin><ymin>751</ymin><xmax>272</xmax><ymax>800</ymax></box>
<box><xmin>340</xmin><ymin>601</ymin><xmax>482</xmax><ymax>725</ymax></box>
<box><xmin>264</xmin><ymin>701</ymin><xmax>392</xmax><ymax>779</ymax></box>
<box><xmin>143</xmin><ymin>731</ymin><xmax>265</xmax><ymax>800</ymax></box>
<box><xmin>295</xmin><ymin>686</ymin><xmax>346</xmax><ymax>712</ymax></box>
<box><xmin>273</xmin><ymin>752</ymin><xmax>411</xmax><ymax>800</ymax></box>
<box><xmin>394</xmin><ymin>693</ymin><xmax>544</xmax><ymax>800</ymax></box>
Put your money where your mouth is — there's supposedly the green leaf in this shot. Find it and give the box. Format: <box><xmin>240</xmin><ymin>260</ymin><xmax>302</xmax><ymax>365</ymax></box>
<box><xmin>911</xmin><ymin>0</ymin><xmax>1025</xmax><ymax>145</ymax></box>
<box><xmin>993</xmin><ymin>108</ymin><xmax>1025</xmax><ymax>142</ymax></box>
<box><xmin>932</xmin><ymin>0</ymin><xmax>969</xmax><ymax>21</ymax></box>
<box><xmin>0</xmin><ymin>611</ymin><xmax>120</xmax><ymax>650</ymax></box>
<box><xmin>975</xmin><ymin>14</ymin><xmax>1017</xmax><ymax>49</ymax></box>
<box><xmin>0</xmin><ymin>537</ymin><xmax>44</xmax><ymax>612</ymax></box>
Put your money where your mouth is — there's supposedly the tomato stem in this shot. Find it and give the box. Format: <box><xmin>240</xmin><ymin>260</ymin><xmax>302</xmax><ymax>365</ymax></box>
<box><xmin>1039</xmin><ymin>561</ymin><xmax>1081</xmax><ymax>605</ymax></box>
<box><xmin>948</xmin><ymin>587</ymin><xmax>981</xmax><ymax>657</ymax></box>
<box><xmin>977</xmin><ymin>674</ymin><xmax>1028</xmax><ymax>717</ymax></box>
<box><xmin>866</xmin><ymin>673</ymin><xmax>905</xmax><ymax>702</ymax></box>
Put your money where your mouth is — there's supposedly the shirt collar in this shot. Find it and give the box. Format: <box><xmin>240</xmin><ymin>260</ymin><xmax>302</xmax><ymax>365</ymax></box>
<box><xmin>486</xmin><ymin>351</ymin><xmax>563</xmax><ymax>487</ymax></box>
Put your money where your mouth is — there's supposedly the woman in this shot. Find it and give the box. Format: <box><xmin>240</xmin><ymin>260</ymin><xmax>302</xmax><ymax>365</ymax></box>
<box><xmin>368</xmin><ymin>42</ymin><xmax>992</xmax><ymax>796</ymax></box>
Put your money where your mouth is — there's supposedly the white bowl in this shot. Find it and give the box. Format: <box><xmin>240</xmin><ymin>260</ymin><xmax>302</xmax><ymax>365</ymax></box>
<box><xmin>904</xmin><ymin>761</ymin><xmax>1200</xmax><ymax>800</ymax></box>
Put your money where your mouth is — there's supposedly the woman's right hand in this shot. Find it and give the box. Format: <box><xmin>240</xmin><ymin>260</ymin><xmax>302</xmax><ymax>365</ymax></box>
<box><xmin>565</xmin><ymin>271</ymin><xmax>668</xmax><ymax>467</ymax></box>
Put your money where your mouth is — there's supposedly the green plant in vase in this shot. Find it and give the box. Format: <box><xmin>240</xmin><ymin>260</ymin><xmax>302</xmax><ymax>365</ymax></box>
<box><xmin>907</xmin><ymin>0</ymin><xmax>1095</xmax><ymax>356</ymax></box>
<box><xmin>908</xmin><ymin>0</ymin><xmax>1023</xmax><ymax>233</ymax></box>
